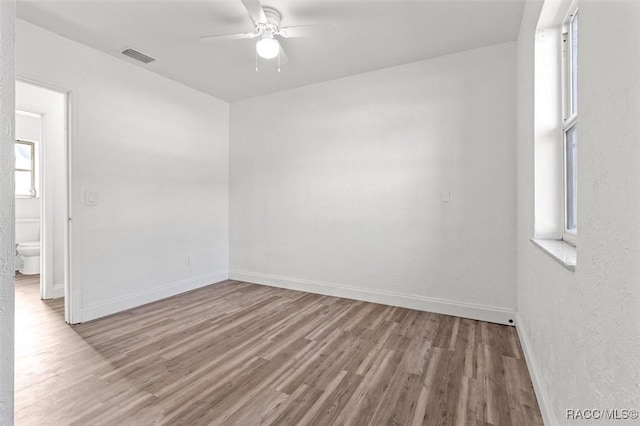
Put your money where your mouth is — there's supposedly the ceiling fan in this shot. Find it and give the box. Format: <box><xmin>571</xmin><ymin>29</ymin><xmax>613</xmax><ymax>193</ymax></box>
<box><xmin>200</xmin><ymin>0</ymin><xmax>334</xmax><ymax>68</ymax></box>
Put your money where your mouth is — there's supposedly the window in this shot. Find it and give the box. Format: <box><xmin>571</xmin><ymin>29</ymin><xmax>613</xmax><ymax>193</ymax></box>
<box><xmin>15</xmin><ymin>140</ymin><xmax>36</xmax><ymax>197</ymax></box>
<box><xmin>532</xmin><ymin>0</ymin><xmax>578</xmax><ymax>268</ymax></box>
<box><xmin>562</xmin><ymin>5</ymin><xmax>578</xmax><ymax>244</ymax></box>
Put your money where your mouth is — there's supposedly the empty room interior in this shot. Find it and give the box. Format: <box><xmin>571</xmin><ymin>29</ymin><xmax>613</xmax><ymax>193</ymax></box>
<box><xmin>0</xmin><ymin>0</ymin><xmax>639</xmax><ymax>425</ymax></box>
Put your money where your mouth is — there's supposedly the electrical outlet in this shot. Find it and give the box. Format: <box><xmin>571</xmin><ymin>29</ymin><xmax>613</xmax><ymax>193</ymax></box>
<box><xmin>85</xmin><ymin>191</ymin><xmax>99</xmax><ymax>206</ymax></box>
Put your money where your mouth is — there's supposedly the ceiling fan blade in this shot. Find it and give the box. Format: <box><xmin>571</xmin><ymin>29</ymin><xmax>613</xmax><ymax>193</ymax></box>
<box><xmin>240</xmin><ymin>0</ymin><xmax>267</xmax><ymax>24</ymax></box>
<box><xmin>278</xmin><ymin>24</ymin><xmax>335</xmax><ymax>38</ymax></box>
<box><xmin>200</xmin><ymin>32</ymin><xmax>258</xmax><ymax>42</ymax></box>
<box><xmin>278</xmin><ymin>43</ymin><xmax>289</xmax><ymax>66</ymax></box>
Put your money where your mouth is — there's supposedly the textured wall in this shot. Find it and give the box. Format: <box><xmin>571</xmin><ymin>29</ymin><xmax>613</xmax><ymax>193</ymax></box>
<box><xmin>231</xmin><ymin>42</ymin><xmax>518</xmax><ymax>319</ymax></box>
<box><xmin>517</xmin><ymin>1</ymin><xmax>640</xmax><ymax>424</ymax></box>
<box><xmin>0</xmin><ymin>1</ymin><xmax>15</xmax><ymax>423</ymax></box>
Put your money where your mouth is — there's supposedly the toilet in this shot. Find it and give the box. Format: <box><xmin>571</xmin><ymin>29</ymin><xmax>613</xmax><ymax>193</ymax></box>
<box><xmin>15</xmin><ymin>219</ymin><xmax>40</xmax><ymax>275</ymax></box>
<box><xmin>17</xmin><ymin>241</ymin><xmax>41</xmax><ymax>274</ymax></box>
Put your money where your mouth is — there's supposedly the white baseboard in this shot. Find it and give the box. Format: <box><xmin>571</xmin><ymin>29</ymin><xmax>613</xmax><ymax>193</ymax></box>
<box><xmin>229</xmin><ymin>270</ymin><xmax>516</xmax><ymax>326</ymax></box>
<box><xmin>49</xmin><ymin>283</ymin><xmax>64</xmax><ymax>299</ymax></box>
<box><xmin>516</xmin><ymin>313</ymin><xmax>556</xmax><ymax>426</ymax></box>
<box><xmin>81</xmin><ymin>270</ymin><xmax>229</xmax><ymax>322</ymax></box>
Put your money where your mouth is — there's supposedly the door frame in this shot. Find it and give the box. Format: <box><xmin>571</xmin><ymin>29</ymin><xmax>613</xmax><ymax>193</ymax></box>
<box><xmin>16</xmin><ymin>75</ymin><xmax>80</xmax><ymax>324</ymax></box>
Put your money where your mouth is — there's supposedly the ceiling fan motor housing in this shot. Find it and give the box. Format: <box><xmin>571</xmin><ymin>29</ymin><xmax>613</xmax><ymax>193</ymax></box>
<box><xmin>262</xmin><ymin>7</ymin><xmax>281</xmax><ymax>27</ymax></box>
<box><xmin>257</xmin><ymin>6</ymin><xmax>282</xmax><ymax>36</ymax></box>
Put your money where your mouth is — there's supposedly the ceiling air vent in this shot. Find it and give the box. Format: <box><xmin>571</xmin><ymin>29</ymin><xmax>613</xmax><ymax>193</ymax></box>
<box><xmin>121</xmin><ymin>47</ymin><xmax>155</xmax><ymax>64</ymax></box>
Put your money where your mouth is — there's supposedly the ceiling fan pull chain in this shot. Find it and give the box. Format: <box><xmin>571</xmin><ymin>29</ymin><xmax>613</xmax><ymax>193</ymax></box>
<box><xmin>255</xmin><ymin>49</ymin><xmax>259</xmax><ymax>72</ymax></box>
<box><xmin>278</xmin><ymin>51</ymin><xmax>281</xmax><ymax>72</ymax></box>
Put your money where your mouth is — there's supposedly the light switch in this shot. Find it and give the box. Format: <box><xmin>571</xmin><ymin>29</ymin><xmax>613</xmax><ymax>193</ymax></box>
<box><xmin>85</xmin><ymin>191</ymin><xmax>99</xmax><ymax>206</ymax></box>
<box><xmin>441</xmin><ymin>189</ymin><xmax>450</xmax><ymax>203</ymax></box>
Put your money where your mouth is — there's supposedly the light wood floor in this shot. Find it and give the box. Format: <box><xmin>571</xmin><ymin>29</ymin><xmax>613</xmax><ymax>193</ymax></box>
<box><xmin>15</xmin><ymin>273</ymin><xmax>542</xmax><ymax>425</ymax></box>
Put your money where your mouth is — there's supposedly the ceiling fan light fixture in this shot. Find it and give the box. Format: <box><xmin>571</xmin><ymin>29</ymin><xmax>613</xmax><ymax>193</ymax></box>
<box><xmin>256</xmin><ymin>37</ymin><xmax>280</xmax><ymax>59</ymax></box>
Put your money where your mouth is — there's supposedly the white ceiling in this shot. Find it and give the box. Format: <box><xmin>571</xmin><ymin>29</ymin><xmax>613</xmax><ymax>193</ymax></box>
<box><xmin>17</xmin><ymin>0</ymin><xmax>525</xmax><ymax>102</ymax></box>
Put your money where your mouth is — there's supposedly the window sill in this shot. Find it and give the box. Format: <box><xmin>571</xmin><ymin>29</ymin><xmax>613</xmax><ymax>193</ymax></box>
<box><xmin>530</xmin><ymin>238</ymin><xmax>576</xmax><ymax>271</ymax></box>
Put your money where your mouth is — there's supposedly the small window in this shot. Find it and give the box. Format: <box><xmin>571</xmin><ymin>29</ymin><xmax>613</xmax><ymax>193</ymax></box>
<box><xmin>15</xmin><ymin>140</ymin><xmax>36</xmax><ymax>198</ymax></box>
<box><xmin>562</xmin><ymin>6</ymin><xmax>578</xmax><ymax>244</ymax></box>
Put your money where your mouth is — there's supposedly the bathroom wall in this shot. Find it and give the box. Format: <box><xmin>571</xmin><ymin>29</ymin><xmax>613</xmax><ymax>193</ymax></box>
<box><xmin>230</xmin><ymin>42</ymin><xmax>517</xmax><ymax>324</ymax></box>
<box><xmin>16</xmin><ymin>19</ymin><xmax>230</xmax><ymax>322</ymax></box>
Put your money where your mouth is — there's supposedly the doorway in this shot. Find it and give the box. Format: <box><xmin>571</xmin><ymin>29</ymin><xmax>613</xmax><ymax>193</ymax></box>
<box><xmin>15</xmin><ymin>79</ymin><xmax>72</xmax><ymax>323</ymax></box>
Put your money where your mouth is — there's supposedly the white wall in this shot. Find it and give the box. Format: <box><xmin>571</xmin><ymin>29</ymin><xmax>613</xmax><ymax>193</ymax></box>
<box><xmin>16</xmin><ymin>19</ymin><xmax>230</xmax><ymax>322</ymax></box>
<box><xmin>0</xmin><ymin>1</ymin><xmax>15</xmax><ymax>423</ymax></box>
<box><xmin>230</xmin><ymin>42</ymin><xmax>518</xmax><ymax>324</ymax></box>
<box><xmin>516</xmin><ymin>1</ymin><xmax>640</xmax><ymax>424</ymax></box>
<box><xmin>15</xmin><ymin>112</ymin><xmax>39</xmax><ymax>142</ymax></box>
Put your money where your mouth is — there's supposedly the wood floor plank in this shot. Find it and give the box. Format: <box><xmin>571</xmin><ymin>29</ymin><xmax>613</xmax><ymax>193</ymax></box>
<box><xmin>334</xmin><ymin>349</ymin><xmax>404</xmax><ymax>425</ymax></box>
<box><xmin>14</xmin><ymin>273</ymin><xmax>543</xmax><ymax>425</ymax></box>
<box><xmin>369</xmin><ymin>369</ymin><xmax>422</xmax><ymax>425</ymax></box>
<box><xmin>259</xmin><ymin>384</ymin><xmax>324</xmax><ymax>426</ymax></box>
